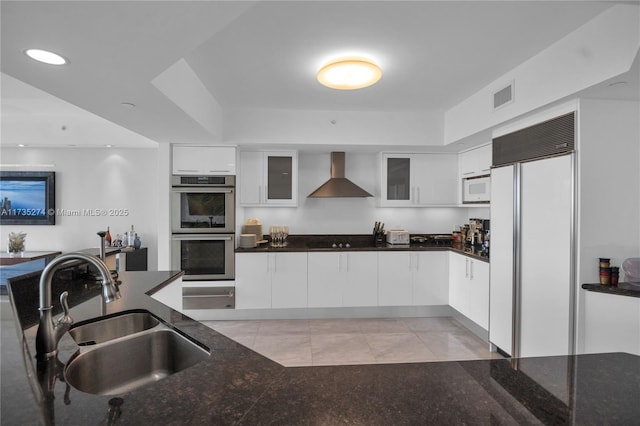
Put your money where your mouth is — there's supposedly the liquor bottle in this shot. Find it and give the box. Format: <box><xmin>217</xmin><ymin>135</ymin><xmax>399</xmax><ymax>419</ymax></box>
<box><xmin>105</xmin><ymin>227</ymin><xmax>112</xmax><ymax>247</ymax></box>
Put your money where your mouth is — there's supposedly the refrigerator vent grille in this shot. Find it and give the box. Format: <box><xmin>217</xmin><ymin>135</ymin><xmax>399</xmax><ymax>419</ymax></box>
<box><xmin>492</xmin><ymin>112</ymin><xmax>575</xmax><ymax>166</ymax></box>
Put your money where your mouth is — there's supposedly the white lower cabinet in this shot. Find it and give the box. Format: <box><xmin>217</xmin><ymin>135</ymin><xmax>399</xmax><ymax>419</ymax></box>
<box><xmin>235</xmin><ymin>252</ymin><xmax>307</xmax><ymax>309</ymax></box>
<box><xmin>236</xmin><ymin>250</ymin><xmax>486</xmax><ymax>317</ymax></box>
<box><xmin>581</xmin><ymin>291</ymin><xmax>640</xmax><ymax>355</ymax></box>
<box><xmin>308</xmin><ymin>252</ymin><xmax>377</xmax><ymax>307</ymax></box>
<box><xmin>378</xmin><ymin>251</ymin><xmax>449</xmax><ymax>306</ymax></box>
<box><xmin>449</xmin><ymin>252</ymin><xmax>489</xmax><ymax>329</ymax></box>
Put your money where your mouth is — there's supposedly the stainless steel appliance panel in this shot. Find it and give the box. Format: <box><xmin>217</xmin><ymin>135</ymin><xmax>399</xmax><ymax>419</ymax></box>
<box><xmin>182</xmin><ymin>286</ymin><xmax>235</xmax><ymax>309</ymax></box>
<box><xmin>171</xmin><ymin>175</ymin><xmax>235</xmax><ymax>187</ymax></box>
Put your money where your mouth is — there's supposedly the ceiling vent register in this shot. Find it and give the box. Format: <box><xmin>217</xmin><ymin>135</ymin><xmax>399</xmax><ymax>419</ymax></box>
<box><xmin>493</xmin><ymin>82</ymin><xmax>514</xmax><ymax>110</ymax></box>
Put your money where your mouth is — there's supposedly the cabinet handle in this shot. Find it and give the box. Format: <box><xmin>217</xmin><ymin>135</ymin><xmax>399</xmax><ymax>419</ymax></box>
<box><xmin>470</xmin><ymin>260</ymin><xmax>474</xmax><ymax>280</ymax></box>
<box><xmin>465</xmin><ymin>258</ymin><xmax>469</xmax><ymax>278</ymax></box>
<box><xmin>176</xmin><ymin>169</ymin><xmax>199</xmax><ymax>173</ymax></box>
<box><xmin>462</xmin><ymin>171</ymin><xmax>475</xmax><ymax>176</ymax></box>
<box><xmin>208</xmin><ymin>169</ymin><xmax>231</xmax><ymax>173</ymax></box>
<box><xmin>416</xmin><ymin>187</ymin><xmax>421</xmax><ymax>204</ymax></box>
<box><xmin>266</xmin><ymin>254</ymin><xmax>270</xmax><ymax>273</ymax></box>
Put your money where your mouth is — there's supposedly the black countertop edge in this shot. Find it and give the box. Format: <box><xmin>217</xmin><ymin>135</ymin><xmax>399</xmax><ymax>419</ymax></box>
<box><xmin>581</xmin><ymin>283</ymin><xmax>640</xmax><ymax>298</ymax></box>
<box><xmin>236</xmin><ymin>234</ymin><xmax>490</xmax><ymax>262</ymax></box>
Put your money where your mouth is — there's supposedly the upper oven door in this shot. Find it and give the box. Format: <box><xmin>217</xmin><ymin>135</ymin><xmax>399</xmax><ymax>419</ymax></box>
<box><xmin>171</xmin><ymin>187</ymin><xmax>235</xmax><ymax>233</ymax></box>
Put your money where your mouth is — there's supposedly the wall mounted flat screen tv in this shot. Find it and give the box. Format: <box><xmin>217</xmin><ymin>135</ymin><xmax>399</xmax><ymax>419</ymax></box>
<box><xmin>0</xmin><ymin>171</ymin><xmax>56</xmax><ymax>225</ymax></box>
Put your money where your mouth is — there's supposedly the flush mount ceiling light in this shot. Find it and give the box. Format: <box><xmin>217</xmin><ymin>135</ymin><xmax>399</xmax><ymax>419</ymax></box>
<box><xmin>317</xmin><ymin>58</ymin><xmax>382</xmax><ymax>90</ymax></box>
<box><xmin>25</xmin><ymin>49</ymin><xmax>67</xmax><ymax>65</ymax></box>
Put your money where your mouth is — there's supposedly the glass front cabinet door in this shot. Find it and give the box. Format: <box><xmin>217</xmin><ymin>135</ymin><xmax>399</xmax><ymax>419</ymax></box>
<box><xmin>380</xmin><ymin>153</ymin><xmax>458</xmax><ymax>206</ymax></box>
<box><xmin>380</xmin><ymin>154</ymin><xmax>413</xmax><ymax>206</ymax></box>
<box><xmin>239</xmin><ymin>151</ymin><xmax>298</xmax><ymax>206</ymax></box>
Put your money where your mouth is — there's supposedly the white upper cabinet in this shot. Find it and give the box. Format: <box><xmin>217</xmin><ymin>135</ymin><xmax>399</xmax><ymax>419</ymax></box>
<box><xmin>172</xmin><ymin>145</ymin><xmax>236</xmax><ymax>175</ymax></box>
<box><xmin>380</xmin><ymin>153</ymin><xmax>457</xmax><ymax>206</ymax></box>
<box><xmin>239</xmin><ymin>151</ymin><xmax>298</xmax><ymax>206</ymax></box>
<box><xmin>458</xmin><ymin>144</ymin><xmax>492</xmax><ymax>179</ymax></box>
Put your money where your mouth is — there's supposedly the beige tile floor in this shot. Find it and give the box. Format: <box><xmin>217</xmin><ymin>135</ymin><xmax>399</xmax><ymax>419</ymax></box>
<box><xmin>202</xmin><ymin>317</ymin><xmax>504</xmax><ymax>367</ymax></box>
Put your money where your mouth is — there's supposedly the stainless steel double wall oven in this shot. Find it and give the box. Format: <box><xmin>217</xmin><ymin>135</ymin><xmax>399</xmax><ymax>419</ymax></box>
<box><xmin>171</xmin><ymin>175</ymin><xmax>235</xmax><ymax>281</ymax></box>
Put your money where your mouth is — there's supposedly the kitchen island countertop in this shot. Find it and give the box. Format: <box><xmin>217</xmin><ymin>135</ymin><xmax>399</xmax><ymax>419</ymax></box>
<box><xmin>2</xmin><ymin>261</ymin><xmax>638</xmax><ymax>425</ymax></box>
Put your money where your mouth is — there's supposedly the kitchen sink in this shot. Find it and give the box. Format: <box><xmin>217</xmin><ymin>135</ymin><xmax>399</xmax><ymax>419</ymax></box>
<box><xmin>65</xmin><ymin>327</ymin><xmax>210</xmax><ymax>395</ymax></box>
<box><xmin>69</xmin><ymin>310</ymin><xmax>160</xmax><ymax>346</ymax></box>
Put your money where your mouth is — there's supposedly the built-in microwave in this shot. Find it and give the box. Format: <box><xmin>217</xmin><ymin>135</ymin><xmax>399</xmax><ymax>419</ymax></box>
<box><xmin>462</xmin><ymin>174</ymin><xmax>490</xmax><ymax>204</ymax></box>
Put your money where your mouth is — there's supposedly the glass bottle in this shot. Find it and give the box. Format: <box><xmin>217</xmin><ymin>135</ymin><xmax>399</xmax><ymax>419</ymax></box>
<box><xmin>128</xmin><ymin>225</ymin><xmax>136</xmax><ymax>247</ymax></box>
<box><xmin>105</xmin><ymin>227</ymin><xmax>112</xmax><ymax>247</ymax></box>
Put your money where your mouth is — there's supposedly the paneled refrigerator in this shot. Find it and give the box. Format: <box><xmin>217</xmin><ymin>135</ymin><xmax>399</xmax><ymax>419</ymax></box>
<box><xmin>489</xmin><ymin>112</ymin><xmax>576</xmax><ymax>358</ymax></box>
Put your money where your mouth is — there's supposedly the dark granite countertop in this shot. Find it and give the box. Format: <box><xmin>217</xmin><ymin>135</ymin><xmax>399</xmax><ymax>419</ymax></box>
<box><xmin>2</xmin><ymin>260</ymin><xmax>638</xmax><ymax>425</ymax></box>
<box><xmin>236</xmin><ymin>234</ymin><xmax>490</xmax><ymax>262</ymax></box>
<box><xmin>582</xmin><ymin>282</ymin><xmax>640</xmax><ymax>298</ymax></box>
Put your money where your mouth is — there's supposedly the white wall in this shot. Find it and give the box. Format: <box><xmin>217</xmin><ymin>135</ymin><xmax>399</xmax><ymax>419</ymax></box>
<box><xmin>225</xmin><ymin>108</ymin><xmax>445</xmax><ymax>148</ymax></box>
<box><xmin>238</xmin><ymin>151</ymin><xmax>474</xmax><ymax>235</ymax></box>
<box><xmin>1</xmin><ymin>147</ymin><xmax>159</xmax><ymax>270</ymax></box>
<box><xmin>576</xmin><ymin>99</ymin><xmax>640</xmax><ymax>286</ymax></box>
<box><xmin>444</xmin><ymin>3</ymin><xmax>640</xmax><ymax>145</ymax></box>
<box><xmin>575</xmin><ymin>98</ymin><xmax>640</xmax><ymax>354</ymax></box>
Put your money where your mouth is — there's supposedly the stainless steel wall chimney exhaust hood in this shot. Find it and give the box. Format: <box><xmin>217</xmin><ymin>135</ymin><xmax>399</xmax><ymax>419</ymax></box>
<box><xmin>308</xmin><ymin>152</ymin><xmax>373</xmax><ymax>198</ymax></box>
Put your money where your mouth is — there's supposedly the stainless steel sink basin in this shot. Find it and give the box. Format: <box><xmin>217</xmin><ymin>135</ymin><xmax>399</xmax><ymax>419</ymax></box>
<box><xmin>65</xmin><ymin>328</ymin><xmax>209</xmax><ymax>395</ymax></box>
<box><xmin>69</xmin><ymin>310</ymin><xmax>160</xmax><ymax>345</ymax></box>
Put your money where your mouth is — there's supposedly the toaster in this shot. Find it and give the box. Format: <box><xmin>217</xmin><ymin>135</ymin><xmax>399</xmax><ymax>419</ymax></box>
<box><xmin>386</xmin><ymin>230</ymin><xmax>410</xmax><ymax>245</ymax></box>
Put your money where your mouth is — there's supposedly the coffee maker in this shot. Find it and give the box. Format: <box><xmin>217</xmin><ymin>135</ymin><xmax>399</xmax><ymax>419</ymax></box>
<box><xmin>467</xmin><ymin>218</ymin><xmax>490</xmax><ymax>247</ymax></box>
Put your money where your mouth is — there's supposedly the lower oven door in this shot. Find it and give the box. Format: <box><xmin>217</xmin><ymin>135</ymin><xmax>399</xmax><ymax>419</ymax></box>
<box><xmin>171</xmin><ymin>234</ymin><xmax>235</xmax><ymax>280</ymax></box>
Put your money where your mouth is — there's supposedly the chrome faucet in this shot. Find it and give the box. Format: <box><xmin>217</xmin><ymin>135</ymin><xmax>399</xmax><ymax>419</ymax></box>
<box><xmin>35</xmin><ymin>252</ymin><xmax>121</xmax><ymax>361</ymax></box>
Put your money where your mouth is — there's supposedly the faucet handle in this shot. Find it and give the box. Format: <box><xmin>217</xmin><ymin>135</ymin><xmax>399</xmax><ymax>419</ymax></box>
<box><xmin>56</xmin><ymin>291</ymin><xmax>73</xmax><ymax>330</ymax></box>
<box><xmin>60</xmin><ymin>291</ymin><xmax>70</xmax><ymax>317</ymax></box>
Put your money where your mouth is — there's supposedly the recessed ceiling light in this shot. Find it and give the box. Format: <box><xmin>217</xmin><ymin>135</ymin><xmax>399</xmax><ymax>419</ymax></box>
<box><xmin>105</xmin><ymin>144</ymin><xmax>113</xmax><ymax>148</ymax></box>
<box><xmin>25</xmin><ymin>49</ymin><xmax>68</xmax><ymax>65</ymax></box>
<box><xmin>17</xmin><ymin>144</ymin><xmax>26</xmax><ymax>148</ymax></box>
<box><xmin>317</xmin><ymin>58</ymin><xmax>382</xmax><ymax>90</ymax></box>
<box><xmin>120</xmin><ymin>102</ymin><xmax>136</xmax><ymax>108</ymax></box>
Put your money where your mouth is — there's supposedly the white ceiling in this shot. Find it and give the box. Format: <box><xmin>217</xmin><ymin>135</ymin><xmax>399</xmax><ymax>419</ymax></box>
<box><xmin>0</xmin><ymin>1</ymin><xmax>634</xmax><ymax>149</ymax></box>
